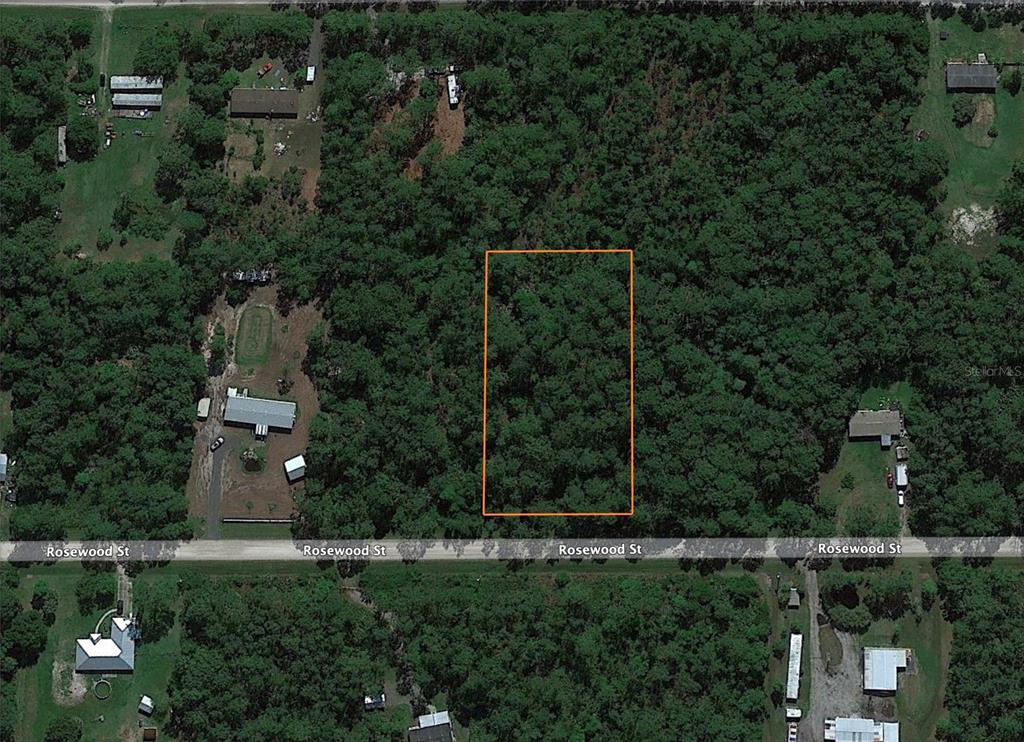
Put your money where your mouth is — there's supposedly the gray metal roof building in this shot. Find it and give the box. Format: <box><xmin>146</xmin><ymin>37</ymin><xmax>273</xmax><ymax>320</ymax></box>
<box><xmin>224</xmin><ymin>396</ymin><xmax>296</xmax><ymax>432</ymax></box>
<box><xmin>848</xmin><ymin>410</ymin><xmax>902</xmax><ymax>440</ymax></box>
<box><xmin>864</xmin><ymin>647</ymin><xmax>909</xmax><ymax>692</ymax></box>
<box><xmin>112</xmin><ymin>93</ymin><xmax>163</xmax><ymax>109</ymax></box>
<box><xmin>945</xmin><ymin>63</ymin><xmax>998</xmax><ymax>92</ymax></box>
<box><xmin>110</xmin><ymin>75</ymin><xmax>163</xmax><ymax>92</ymax></box>
<box><xmin>230</xmin><ymin>88</ymin><xmax>300</xmax><ymax>118</ymax></box>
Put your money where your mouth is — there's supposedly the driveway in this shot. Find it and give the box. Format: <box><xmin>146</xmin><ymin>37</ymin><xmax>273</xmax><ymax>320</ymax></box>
<box><xmin>207</xmin><ymin>442</ymin><xmax>226</xmax><ymax>539</ymax></box>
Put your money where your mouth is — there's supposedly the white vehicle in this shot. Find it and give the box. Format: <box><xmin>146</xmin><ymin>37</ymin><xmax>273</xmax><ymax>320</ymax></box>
<box><xmin>446</xmin><ymin>65</ymin><xmax>460</xmax><ymax>108</ymax></box>
<box><xmin>898</xmin><ymin>492</ymin><xmax>906</xmax><ymax>507</ymax></box>
<box><xmin>895</xmin><ymin>463</ymin><xmax>909</xmax><ymax>492</ymax></box>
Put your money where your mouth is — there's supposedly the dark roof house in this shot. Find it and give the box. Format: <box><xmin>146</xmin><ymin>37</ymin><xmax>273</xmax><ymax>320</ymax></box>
<box><xmin>230</xmin><ymin>88</ymin><xmax>300</xmax><ymax>118</ymax></box>
<box><xmin>848</xmin><ymin>410</ymin><xmax>902</xmax><ymax>441</ymax></box>
<box><xmin>946</xmin><ymin>62</ymin><xmax>998</xmax><ymax>92</ymax></box>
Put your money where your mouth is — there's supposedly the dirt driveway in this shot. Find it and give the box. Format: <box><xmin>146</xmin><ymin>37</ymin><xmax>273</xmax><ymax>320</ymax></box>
<box><xmin>187</xmin><ymin>286</ymin><xmax>323</xmax><ymax>525</ymax></box>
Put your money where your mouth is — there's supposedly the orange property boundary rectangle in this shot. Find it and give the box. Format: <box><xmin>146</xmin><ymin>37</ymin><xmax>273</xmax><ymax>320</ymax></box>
<box><xmin>481</xmin><ymin>249</ymin><xmax>635</xmax><ymax>517</ymax></box>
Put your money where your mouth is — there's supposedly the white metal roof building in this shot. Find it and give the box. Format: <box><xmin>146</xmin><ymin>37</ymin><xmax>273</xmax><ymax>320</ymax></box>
<box><xmin>864</xmin><ymin>647</ymin><xmax>909</xmax><ymax>692</ymax></box>
<box><xmin>824</xmin><ymin>717</ymin><xmax>899</xmax><ymax>742</ymax></box>
<box><xmin>109</xmin><ymin>75</ymin><xmax>163</xmax><ymax>91</ymax></box>
<box><xmin>408</xmin><ymin>710</ymin><xmax>454</xmax><ymax>742</ymax></box>
<box><xmin>224</xmin><ymin>396</ymin><xmax>296</xmax><ymax>432</ymax></box>
<box><xmin>0</xmin><ymin>453</ymin><xmax>7</xmax><ymax>483</ymax></box>
<box><xmin>786</xmin><ymin>633</ymin><xmax>803</xmax><ymax>700</ymax></box>
<box><xmin>284</xmin><ymin>455</ymin><xmax>306</xmax><ymax>483</ymax></box>
<box><xmin>75</xmin><ymin>616</ymin><xmax>136</xmax><ymax>673</ymax></box>
<box><xmin>112</xmin><ymin>93</ymin><xmax>163</xmax><ymax>109</ymax></box>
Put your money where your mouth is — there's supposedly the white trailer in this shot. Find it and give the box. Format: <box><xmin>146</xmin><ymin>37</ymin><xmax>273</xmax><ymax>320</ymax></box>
<box><xmin>446</xmin><ymin>65</ymin><xmax>460</xmax><ymax>108</ymax></box>
<box><xmin>895</xmin><ymin>463</ymin><xmax>909</xmax><ymax>491</ymax></box>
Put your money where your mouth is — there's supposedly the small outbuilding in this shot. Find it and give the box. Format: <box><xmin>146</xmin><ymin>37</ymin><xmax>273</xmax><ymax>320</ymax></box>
<box><xmin>0</xmin><ymin>453</ymin><xmax>7</xmax><ymax>484</ymax></box>
<box><xmin>284</xmin><ymin>455</ymin><xmax>306</xmax><ymax>483</ymax></box>
<box><xmin>787</xmin><ymin>587</ymin><xmax>800</xmax><ymax>609</ymax></box>
<box><xmin>138</xmin><ymin>695</ymin><xmax>155</xmax><ymax>715</ymax></box>
<box><xmin>363</xmin><ymin>691</ymin><xmax>386</xmax><ymax>711</ymax></box>
<box><xmin>197</xmin><ymin>398</ymin><xmax>211</xmax><ymax>420</ymax></box>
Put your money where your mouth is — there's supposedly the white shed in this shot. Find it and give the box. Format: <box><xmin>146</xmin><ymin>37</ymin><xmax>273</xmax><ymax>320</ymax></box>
<box><xmin>197</xmin><ymin>398</ymin><xmax>211</xmax><ymax>420</ymax></box>
<box><xmin>284</xmin><ymin>455</ymin><xmax>306</xmax><ymax>483</ymax></box>
<box><xmin>138</xmin><ymin>695</ymin><xmax>154</xmax><ymax>715</ymax></box>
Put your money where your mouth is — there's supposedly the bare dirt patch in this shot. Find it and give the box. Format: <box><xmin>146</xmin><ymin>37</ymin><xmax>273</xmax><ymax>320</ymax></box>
<box><xmin>52</xmin><ymin>659</ymin><xmax>87</xmax><ymax>707</ymax></box>
<box><xmin>433</xmin><ymin>79</ymin><xmax>465</xmax><ymax>156</ymax></box>
<box><xmin>217</xmin><ymin>286</ymin><xmax>323</xmax><ymax>519</ymax></box>
<box><xmin>964</xmin><ymin>96</ymin><xmax>996</xmax><ymax>147</ymax></box>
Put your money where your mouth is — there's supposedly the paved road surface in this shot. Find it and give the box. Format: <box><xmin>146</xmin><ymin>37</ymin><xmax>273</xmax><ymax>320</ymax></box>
<box><xmin>3</xmin><ymin>536</ymin><xmax>1021</xmax><ymax>562</ymax></box>
<box><xmin>1</xmin><ymin>0</ymin><xmax>1015</xmax><ymax>8</ymax></box>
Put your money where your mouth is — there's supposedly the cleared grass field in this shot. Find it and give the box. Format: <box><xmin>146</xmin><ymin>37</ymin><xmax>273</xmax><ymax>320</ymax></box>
<box><xmin>910</xmin><ymin>14</ymin><xmax>1024</xmax><ymax>257</ymax></box>
<box><xmin>13</xmin><ymin>566</ymin><xmax>180</xmax><ymax>741</ymax></box>
<box><xmin>235</xmin><ymin>305</ymin><xmax>274</xmax><ymax>366</ymax></box>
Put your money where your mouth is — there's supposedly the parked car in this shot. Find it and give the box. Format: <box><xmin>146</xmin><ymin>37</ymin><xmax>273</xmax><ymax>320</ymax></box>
<box><xmin>210</xmin><ymin>436</ymin><xmax>225</xmax><ymax>452</ymax></box>
<box><xmin>897</xmin><ymin>492</ymin><xmax>905</xmax><ymax>507</ymax></box>
<box><xmin>886</xmin><ymin>470</ymin><xmax>894</xmax><ymax>489</ymax></box>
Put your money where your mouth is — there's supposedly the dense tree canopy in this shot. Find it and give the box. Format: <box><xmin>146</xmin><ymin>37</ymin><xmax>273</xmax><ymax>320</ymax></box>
<box><xmin>168</xmin><ymin>574</ymin><xmax>403</xmax><ymax>741</ymax></box>
<box><xmin>362</xmin><ymin>570</ymin><xmax>771</xmax><ymax>741</ymax></box>
<box><xmin>935</xmin><ymin>563</ymin><xmax>1024</xmax><ymax>741</ymax></box>
<box><xmin>287</xmin><ymin>9</ymin><xmax>954</xmax><ymax>539</ymax></box>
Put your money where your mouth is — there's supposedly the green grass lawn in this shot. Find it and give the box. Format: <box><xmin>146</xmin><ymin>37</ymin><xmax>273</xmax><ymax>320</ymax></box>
<box><xmin>859</xmin><ymin>381</ymin><xmax>913</xmax><ymax>413</ymax></box>
<box><xmin>235</xmin><ymin>305</ymin><xmax>274</xmax><ymax>366</ymax></box>
<box><xmin>763</xmin><ymin>567</ymin><xmax>810</xmax><ymax>742</ymax></box>
<box><xmin>820</xmin><ymin>439</ymin><xmax>899</xmax><ymax>536</ymax></box>
<box><xmin>218</xmin><ymin>521</ymin><xmax>294</xmax><ymax>539</ymax></box>
<box><xmin>911</xmin><ymin>14</ymin><xmax>1024</xmax><ymax>257</ymax></box>
<box><xmin>13</xmin><ymin>565</ymin><xmax>180</xmax><ymax>741</ymax></box>
<box><xmin>860</xmin><ymin>569</ymin><xmax>952</xmax><ymax>742</ymax></box>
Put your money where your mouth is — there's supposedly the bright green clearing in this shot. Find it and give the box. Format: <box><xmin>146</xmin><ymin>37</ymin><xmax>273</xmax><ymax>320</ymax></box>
<box><xmin>910</xmin><ymin>14</ymin><xmax>1024</xmax><ymax>257</ymax></box>
<box><xmin>763</xmin><ymin>567</ymin><xmax>811</xmax><ymax>742</ymax></box>
<box><xmin>860</xmin><ymin>569</ymin><xmax>952</xmax><ymax>742</ymax></box>
<box><xmin>13</xmin><ymin>565</ymin><xmax>179</xmax><ymax>742</ymax></box>
<box><xmin>235</xmin><ymin>305</ymin><xmax>274</xmax><ymax>366</ymax></box>
<box><xmin>217</xmin><ymin>521</ymin><xmax>295</xmax><ymax>539</ymax></box>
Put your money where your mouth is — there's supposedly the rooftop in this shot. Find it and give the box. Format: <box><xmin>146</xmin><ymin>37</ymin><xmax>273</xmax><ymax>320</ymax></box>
<box><xmin>409</xmin><ymin>711</ymin><xmax>454</xmax><ymax>742</ymax></box>
<box><xmin>75</xmin><ymin>616</ymin><xmax>136</xmax><ymax>673</ymax></box>
<box><xmin>825</xmin><ymin>717</ymin><xmax>899</xmax><ymax>742</ymax></box>
<box><xmin>109</xmin><ymin>75</ymin><xmax>163</xmax><ymax>91</ymax></box>
<box><xmin>864</xmin><ymin>647</ymin><xmax>909</xmax><ymax>692</ymax></box>
<box><xmin>224</xmin><ymin>395</ymin><xmax>296</xmax><ymax>431</ymax></box>
<box><xmin>945</xmin><ymin>62</ymin><xmax>997</xmax><ymax>91</ymax></box>
<box><xmin>848</xmin><ymin>410</ymin><xmax>902</xmax><ymax>439</ymax></box>
<box><xmin>112</xmin><ymin>93</ymin><xmax>162</xmax><ymax>109</ymax></box>
<box><xmin>230</xmin><ymin>88</ymin><xmax>300</xmax><ymax>118</ymax></box>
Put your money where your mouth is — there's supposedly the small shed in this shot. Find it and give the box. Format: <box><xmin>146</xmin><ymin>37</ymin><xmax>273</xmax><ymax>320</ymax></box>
<box><xmin>896</xmin><ymin>446</ymin><xmax>909</xmax><ymax>462</ymax></box>
<box><xmin>284</xmin><ymin>455</ymin><xmax>306</xmax><ymax>483</ymax></box>
<box><xmin>363</xmin><ymin>691</ymin><xmax>386</xmax><ymax>711</ymax></box>
<box><xmin>142</xmin><ymin>729</ymin><xmax>157</xmax><ymax>741</ymax></box>
<box><xmin>0</xmin><ymin>453</ymin><xmax>7</xmax><ymax>483</ymax></box>
<box><xmin>787</xmin><ymin>587</ymin><xmax>800</xmax><ymax>609</ymax></box>
<box><xmin>138</xmin><ymin>695</ymin><xmax>154</xmax><ymax>715</ymax></box>
<box><xmin>197</xmin><ymin>398</ymin><xmax>211</xmax><ymax>420</ymax></box>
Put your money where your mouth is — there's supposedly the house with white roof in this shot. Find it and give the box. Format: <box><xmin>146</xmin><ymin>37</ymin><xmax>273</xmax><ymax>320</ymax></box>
<box><xmin>75</xmin><ymin>616</ymin><xmax>136</xmax><ymax>673</ymax></box>
<box><xmin>408</xmin><ymin>710</ymin><xmax>455</xmax><ymax>742</ymax></box>
<box><xmin>864</xmin><ymin>647</ymin><xmax>909</xmax><ymax>693</ymax></box>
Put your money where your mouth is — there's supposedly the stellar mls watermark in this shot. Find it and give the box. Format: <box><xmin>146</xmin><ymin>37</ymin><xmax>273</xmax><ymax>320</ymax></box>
<box><xmin>965</xmin><ymin>365</ymin><xmax>1022</xmax><ymax>378</ymax></box>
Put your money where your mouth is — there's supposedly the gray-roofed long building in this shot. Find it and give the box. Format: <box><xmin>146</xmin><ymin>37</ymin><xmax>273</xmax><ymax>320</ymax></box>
<box><xmin>848</xmin><ymin>410</ymin><xmax>902</xmax><ymax>440</ymax></box>
<box><xmin>112</xmin><ymin>93</ymin><xmax>163</xmax><ymax>109</ymax></box>
<box><xmin>945</xmin><ymin>63</ymin><xmax>997</xmax><ymax>92</ymax></box>
<box><xmin>224</xmin><ymin>395</ymin><xmax>296</xmax><ymax>433</ymax></box>
<box><xmin>864</xmin><ymin>647</ymin><xmax>909</xmax><ymax>693</ymax></box>
<box><xmin>109</xmin><ymin>75</ymin><xmax>163</xmax><ymax>92</ymax></box>
<box><xmin>230</xmin><ymin>88</ymin><xmax>300</xmax><ymax>118</ymax></box>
